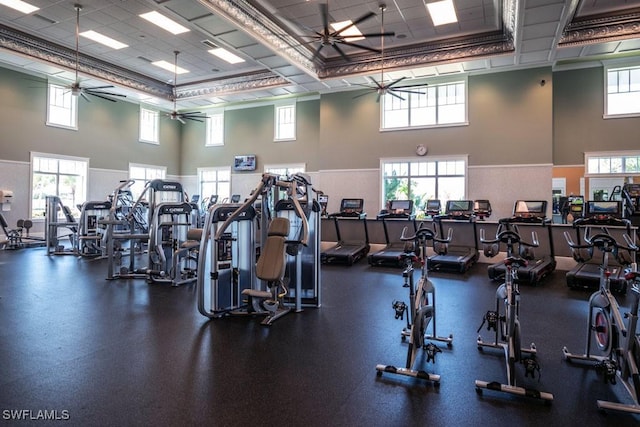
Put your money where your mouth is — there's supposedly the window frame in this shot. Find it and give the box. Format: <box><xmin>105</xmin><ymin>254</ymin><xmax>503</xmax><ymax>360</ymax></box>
<box><xmin>30</xmin><ymin>152</ymin><xmax>88</xmax><ymax>220</ymax></box>
<box><xmin>380</xmin><ymin>156</ymin><xmax>468</xmax><ymax>213</ymax></box>
<box><xmin>197</xmin><ymin>166</ymin><xmax>231</xmax><ymax>203</ymax></box>
<box><xmin>584</xmin><ymin>151</ymin><xmax>640</xmax><ymax>177</ymax></box>
<box><xmin>380</xmin><ymin>77</ymin><xmax>468</xmax><ymax>131</ymax></box>
<box><xmin>46</xmin><ymin>81</ymin><xmax>78</xmax><ymax>130</ymax></box>
<box><xmin>128</xmin><ymin>163</ymin><xmax>167</xmax><ymax>199</ymax></box>
<box><xmin>139</xmin><ymin>106</ymin><xmax>160</xmax><ymax>144</ymax></box>
<box><xmin>205</xmin><ymin>111</ymin><xmax>224</xmax><ymax>146</ymax></box>
<box><xmin>604</xmin><ymin>63</ymin><xmax>640</xmax><ymax>119</ymax></box>
<box><xmin>274</xmin><ymin>102</ymin><xmax>296</xmax><ymax>142</ymax></box>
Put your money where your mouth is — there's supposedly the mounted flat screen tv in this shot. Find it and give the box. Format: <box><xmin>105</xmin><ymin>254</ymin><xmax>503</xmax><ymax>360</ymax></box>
<box><xmin>234</xmin><ymin>155</ymin><xmax>256</xmax><ymax>171</ymax></box>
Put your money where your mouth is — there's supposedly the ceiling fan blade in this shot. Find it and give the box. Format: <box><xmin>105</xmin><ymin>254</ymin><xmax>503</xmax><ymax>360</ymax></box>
<box><xmin>80</xmin><ymin>92</ymin><xmax>91</xmax><ymax>102</ymax></box>
<box><xmin>353</xmin><ymin>91</ymin><xmax>374</xmax><ymax>100</ymax></box>
<box><xmin>376</xmin><ymin>93</ymin><xmax>381</xmax><ymax>103</ymax></box>
<box><xmin>340</xmin><ymin>41</ymin><xmax>381</xmax><ymax>54</ymax></box>
<box><xmin>339</xmin><ymin>11</ymin><xmax>376</xmax><ymax>34</ymax></box>
<box><xmin>185</xmin><ymin>116</ymin><xmax>205</xmax><ymax>123</ymax></box>
<box><xmin>177</xmin><ymin>116</ymin><xmax>186</xmax><ymax>125</ymax></box>
<box><xmin>387</xmin><ymin>91</ymin><xmax>406</xmax><ymax>101</ymax></box>
<box><xmin>359</xmin><ymin>32</ymin><xmax>396</xmax><ymax>38</ymax></box>
<box><xmin>386</xmin><ymin>77</ymin><xmax>408</xmax><ymax>89</ymax></box>
<box><xmin>89</xmin><ymin>92</ymin><xmax>118</xmax><ymax>102</ymax></box>
<box><xmin>393</xmin><ymin>88</ymin><xmax>426</xmax><ymax>95</ymax></box>
<box><xmin>86</xmin><ymin>85</ymin><xmax>114</xmax><ymax>90</ymax></box>
<box><xmin>86</xmin><ymin>89</ymin><xmax>126</xmax><ymax>98</ymax></box>
<box><xmin>366</xmin><ymin>75</ymin><xmax>384</xmax><ymax>89</ymax></box>
<box><xmin>311</xmin><ymin>44</ymin><xmax>324</xmax><ymax>61</ymax></box>
<box><xmin>331</xmin><ymin>43</ymin><xmax>351</xmax><ymax>62</ymax></box>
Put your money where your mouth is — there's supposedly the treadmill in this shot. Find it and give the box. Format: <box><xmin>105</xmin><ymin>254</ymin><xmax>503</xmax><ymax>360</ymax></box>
<box><xmin>321</xmin><ymin>198</ymin><xmax>370</xmax><ymax>265</ymax></box>
<box><xmin>565</xmin><ymin>200</ymin><xmax>634</xmax><ymax>294</ymax></box>
<box><xmin>368</xmin><ymin>200</ymin><xmax>416</xmax><ymax>267</ymax></box>
<box><xmin>486</xmin><ymin>200</ymin><xmax>557</xmax><ymax>285</ymax></box>
<box><xmin>429</xmin><ymin>200</ymin><xmax>479</xmax><ymax>273</ymax></box>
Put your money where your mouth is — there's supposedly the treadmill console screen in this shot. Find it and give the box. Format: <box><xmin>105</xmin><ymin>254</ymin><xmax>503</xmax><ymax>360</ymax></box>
<box><xmin>446</xmin><ymin>200</ymin><xmax>473</xmax><ymax>216</ymax></box>
<box><xmin>585</xmin><ymin>201</ymin><xmax>622</xmax><ymax>217</ymax></box>
<box><xmin>340</xmin><ymin>198</ymin><xmax>364</xmax><ymax>212</ymax></box>
<box><xmin>426</xmin><ymin>200</ymin><xmax>441</xmax><ymax>210</ymax></box>
<box><xmin>389</xmin><ymin>199</ymin><xmax>413</xmax><ymax>214</ymax></box>
<box><xmin>514</xmin><ymin>200</ymin><xmax>547</xmax><ymax>217</ymax></box>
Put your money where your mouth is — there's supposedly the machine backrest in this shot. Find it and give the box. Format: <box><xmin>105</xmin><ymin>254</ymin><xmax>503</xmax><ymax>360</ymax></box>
<box><xmin>256</xmin><ymin>217</ymin><xmax>290</xmax><ymax>282</ymax></box>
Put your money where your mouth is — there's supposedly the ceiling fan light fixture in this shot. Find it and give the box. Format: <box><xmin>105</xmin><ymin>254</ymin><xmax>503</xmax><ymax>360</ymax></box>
<box><xmin>139</xmin><ymin>11</ymin><xmax>189</xmax><ymax>35</ymax></box>
<box><xmin>80</xmin><ymin>30</ymin><xmax>128</xmax><ymax>50</ymax></box>
<box><xmin>0</xmin><ymin>0</ymin><xmax>39</xmax><ymax>14</ymax></box>
<box><xmin>426</xmin><ymin>0</ymin><xmax>458</xmax><ymax>26</ymax></box>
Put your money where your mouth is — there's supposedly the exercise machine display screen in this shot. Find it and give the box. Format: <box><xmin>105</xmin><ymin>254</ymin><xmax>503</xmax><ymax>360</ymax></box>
<box><xmin>514</xmin><ymin>200</ymin><xmax>546</xmax><ymax>216</ymax></box>
<box><xmin>426</xmin><ymin>200</ymin><xmax>441</xmax><ymax>211</ymax></box>
<box><xmin>446</xmin><ymin>200</ymin><xmax>473</xmax><ymax>214</ymax></box>
<box><xmin>390</xmin><ymin>200</ymin><xmax>413</xmax><ymax>213</ymax></box>
<box><xmin>585</xmin><ymin>201</ymin><xmax>621</xmax><ymax>217</ymax></box>
<box><xmin>341</xmin><ymin>199</ymin><xmax>364</xmax><ymax>212</ymax></box>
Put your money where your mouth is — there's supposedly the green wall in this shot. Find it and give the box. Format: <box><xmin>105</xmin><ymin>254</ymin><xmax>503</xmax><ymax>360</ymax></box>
<box><xmin>0</xmin><ymin>67</ymin><xmax>182</xmax><ymax>174</ymax></box>
<box><xmin>2</xmin><ymin>63</ymin><xmax>640</xmax><ymax>177</ymax></box>
<box><xmin>180</xmin><ymin>99</ymin><xmax>320</xmax><ymax>174</ymax></box>
<box><xmin>554</xmin><ymin>66</ymin><xmax>640</xmax><ymax>165</ymax></box>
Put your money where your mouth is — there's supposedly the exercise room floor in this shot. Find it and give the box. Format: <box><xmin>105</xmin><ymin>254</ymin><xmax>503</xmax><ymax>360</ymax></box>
<box><xmin>1</xmin><ymin>247</ymin><xmax>639</xmax><ymax>426</ymax></box>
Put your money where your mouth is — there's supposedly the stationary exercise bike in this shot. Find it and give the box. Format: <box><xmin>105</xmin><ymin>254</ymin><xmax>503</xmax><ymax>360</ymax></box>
<box><xmin>563</xmin><ymin>219</ymin><xmax>640</xmax><ymax>414</ymax></box>
<box><xmin>376</xmin><ymin>223</ymin><xmax>453</xmax><ymax>384</ymax></box>
<box><xmin>475</xmin><ymin>223</ymin><xmax>554</xmax><ymax>401</ymax></box>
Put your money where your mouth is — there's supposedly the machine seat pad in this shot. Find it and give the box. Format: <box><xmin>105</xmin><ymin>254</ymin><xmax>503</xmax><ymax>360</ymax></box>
<box><xmin>242</xmin><ymin>289</ymin><xmax>272</xmax><ymax>299</ymax></box>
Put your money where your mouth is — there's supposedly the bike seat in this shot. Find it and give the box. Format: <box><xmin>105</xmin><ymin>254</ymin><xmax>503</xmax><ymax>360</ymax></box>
<box><xmin>504</xmin><ymin>256</ymin><xmax>527</xmax><ymax>268</ymax></box>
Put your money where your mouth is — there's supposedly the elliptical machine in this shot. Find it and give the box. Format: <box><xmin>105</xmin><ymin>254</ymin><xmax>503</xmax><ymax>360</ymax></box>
<box><xmin>475</xmin><ymin>221</ymin><xmax>554</xmax><ymax>401</ymax></box>
<box><xmin>376</xmin><ymin>223</ymin><xmax>453</xmax><ymax>384</ymax></box>
<box><xmin>563</xmin><ymin>217</ymin><xmax>640</xmax><ymax>414</ymax></box>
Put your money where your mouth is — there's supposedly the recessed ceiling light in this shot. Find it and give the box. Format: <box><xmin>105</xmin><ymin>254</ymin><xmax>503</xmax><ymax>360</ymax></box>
<box><xmin>426</xmin><ymin>0</ymin><xmax>458</xmax><ymax>26</ymax></box>
<box><xmin>330</xmin><ymin>20</ymin><xmax>364</xmax><ymax>42</ymax></box>
<box><xmin>0</xmin><ymin>0</ymin><xmax>39</xmax><ymax>14</ymax></box>
<box><xmin>208</xmin><ymin>48</ymin><xmax>245</xmax><ymax>64</ymax></box>
<box><xmin>80</xmin><ymin>30</ymin><xmax>128</xmax><ymax>50</ymax></box>
<box><xmin>152</xmin><ymin>60</ymin><xmax>188</xmax><ymax>74</ymax></box>
<box><xmin>139</xmin><ymin>11</ymin><xmax>189</xmax><ymax>35</ymax></box>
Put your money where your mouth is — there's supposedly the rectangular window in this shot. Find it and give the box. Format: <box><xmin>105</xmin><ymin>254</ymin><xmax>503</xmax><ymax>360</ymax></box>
<box><xmin>198</xmin><ymin>167</ymin><xmax>231</xmax><ymax>204</ymax></box>
<box><xmin>606</xmin><ymin>65</ymin><xmax>640</xmax><ymax>117</ymax></box>
<box><xmin>585</xmin><ymin>152</ymin><xmax>640</xmax><ymax>176</ymax></box>
<box><xmin>205</xmin><ymin>112</ymin><xmax>224</xmax><ymax>146</ymax></box>
<box><xmin>129</xmin><ymin>163</ymin><xmax>166</xmax><ymax>199</ymax></box>
<box><xmin>381</xmin><ymin>80</ymin><xmax>466</xmax><ymax>130</ymax></box>
<box><xmin>139</xmin><ymin>107</ymin><xmax>159</xmax><ymax>144</ymax></box>
<box><xmin>46</xmin><ymin>82</ymin><xmax>77</xmax><ymax>129</ymax></box>
<box><xmin>381</xmin><ymin>157</ymin><xmax>466</xmax><ymax>214</ymax></box>
<box><xmin>274</xmin><ymin>103</ymin><xmax>296</xmax><ymax>141</ymax></box>
<box><xmin>31</xmin><ymin>153</ymin><xmax>88</xmax><ymax>219</ymax></box>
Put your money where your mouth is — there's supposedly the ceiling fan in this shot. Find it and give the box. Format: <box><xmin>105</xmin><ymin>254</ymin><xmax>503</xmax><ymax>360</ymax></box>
<box><xmin>67</xmin><ymin>4</ymin><xmax>126</xmax><ymax>103</ymax></box>
<box><xmin>302</xmin><ymin>1</ymin><xmax>395</xmax><ymax>62</ymax></box>
<box><xmin>166</xmin><ymin>51</ymin><xmax>208</xmax><ymax>124</ymax></box>
<box><xmin>353</xmin><ymin>5</ymin><xmax>426</xmax><ymax>102</ymax></box>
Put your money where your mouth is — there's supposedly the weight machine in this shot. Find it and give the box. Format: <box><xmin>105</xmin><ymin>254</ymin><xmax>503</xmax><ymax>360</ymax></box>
<box><xmin>197</xmin><ymin>173</ymin><xmax>320</xmax><ymax>325</ymax></box>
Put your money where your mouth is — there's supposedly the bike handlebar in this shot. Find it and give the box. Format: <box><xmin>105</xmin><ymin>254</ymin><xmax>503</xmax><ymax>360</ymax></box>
<box><xmin>400</xmin><ymin>223</ymin><xmax>452</xmax><ymax>244</ymax></box>
<box><xmin>479</xmin><ymin>228</ymin><xmax>539</xmax><ymax>248</ymax></box>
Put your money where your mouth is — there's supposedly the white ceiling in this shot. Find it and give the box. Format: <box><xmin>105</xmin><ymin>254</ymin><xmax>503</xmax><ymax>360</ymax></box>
<box><xmin>0</xmin><ymin>0</ymin><xmax>640</xmax><ymax>111</ymax></box>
